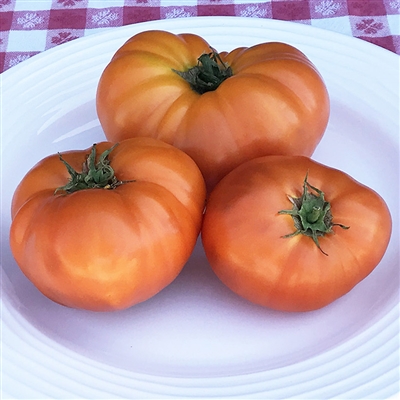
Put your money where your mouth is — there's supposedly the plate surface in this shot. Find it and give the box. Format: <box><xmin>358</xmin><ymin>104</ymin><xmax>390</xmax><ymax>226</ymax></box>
<box><xmin>1</xmin><ymin>16</ymin><xmax>399</xmax><ymax>399</ymax></box>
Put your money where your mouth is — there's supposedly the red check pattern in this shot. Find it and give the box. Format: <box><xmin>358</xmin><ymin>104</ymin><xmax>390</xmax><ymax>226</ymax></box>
<box><xmin>1</xmin><ymin>0</ymin><xmax>399</xmax><ymax>73</ymax></box>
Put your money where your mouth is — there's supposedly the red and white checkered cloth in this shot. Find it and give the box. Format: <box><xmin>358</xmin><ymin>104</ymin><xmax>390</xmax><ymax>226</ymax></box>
<box><xmin>1</xmin><ymin>0</ymin><xmax>399</xmax><ymax>73</ymax></box>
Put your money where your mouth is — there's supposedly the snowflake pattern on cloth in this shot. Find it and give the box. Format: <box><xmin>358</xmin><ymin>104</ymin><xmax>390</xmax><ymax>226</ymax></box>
<box><xmin>314</xmin><ymin>1</ymin><xmax>341</xmax><ymax>17</ymax></box>
<box><xmin>17</xmin><ymin>13</ymin><xmax>44</xmax><ymax>29</ymax></box>
<box><xmin>91</xmin><ymin>10</ymin><xmax>119</xmax><ymax>26</ymax></box>
<box><xmin>238</xmin><ymin>4</ymin><xmax>270</xmax><ymax>18</ymax></box>
<box><xmin>8</xmin><ymin>53</ymin><xmax>31</xmax><ymax>67</ymax></box>
<box><xmin>51</xmin><ymin>31</ymin><xmax>80</xmax><ymax>45</ymax></box>
<box><xmin>356</xmin><ymin>18</ymin><xmax>385</xmax><ymax>35</ymax></box>
<box><xmin>164</xmin><ymin>8</ymin><xmax>194</xmax><ymax>19</ymax></box>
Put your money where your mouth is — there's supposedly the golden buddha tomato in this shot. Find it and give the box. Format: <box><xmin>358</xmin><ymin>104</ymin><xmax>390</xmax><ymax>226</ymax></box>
<box><xmin>96</xmin><ymin>30</ymin><xmax>330</xmax><ymax>191</ymax></box>
<box><xmin>10</xmin><ymin>138</ymin><xmax>206</xmax><ymax>311</ymax></box>
<box><xmin>201</xmin><ymin>155</ymin><xmax>392</xmax><ymax>312</ymax></box>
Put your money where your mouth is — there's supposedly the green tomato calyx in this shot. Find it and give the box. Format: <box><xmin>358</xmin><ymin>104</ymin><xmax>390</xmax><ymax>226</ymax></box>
<box><xmin>173</xmin><ymin>48</ymin><xmax>233</xmax><ymax>95</ymax></box>
<box><xmin>278</xmin><ymin>173</ymin><xmax>349</xmax><ymax>256</ymax></box>
<box><xmin>55</xmin><ymin>143</ymin><xmax>133</xmax><ymax>194</ymax></box>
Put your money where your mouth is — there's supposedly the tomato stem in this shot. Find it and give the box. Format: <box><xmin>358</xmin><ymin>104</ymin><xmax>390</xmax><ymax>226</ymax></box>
<box><xmin>278</xmin><ymin>173</ymin><xmax>349</xmax><ymax>256</ymax></box>
<box><xmin>173</xmin><ymin>48</ymin><xmax>232</xmax><ymax>94</ymax></box>
<box><xmin>55</xmin><ymin>143</ymin><xmax>134</xmax><ymax>194</ymax></box>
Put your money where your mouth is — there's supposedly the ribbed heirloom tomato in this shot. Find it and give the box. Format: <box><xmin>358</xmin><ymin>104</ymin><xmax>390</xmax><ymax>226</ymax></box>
<box><xmin>201</xmin><ymin>156</ymin><xmax>392</xmax><ymax>312</ymax></box>
<box><xmin>96</xmin><ymin>30</ymin><xmax>330</xmax><ymax>191</ymax></box>
<box><xmin>10</xmin><ymin>137</ymin><xmax>206</xmax><ymax>311</ymax></box>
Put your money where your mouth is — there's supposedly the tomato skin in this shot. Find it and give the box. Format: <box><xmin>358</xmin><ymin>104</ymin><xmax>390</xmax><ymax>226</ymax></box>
<box><xmin>201</xmin><ymin>156</ymin><xmax>392</xmax><ymax>312</ymax></box>
<box><xmin>10</xmin><ymin>137</ymin><xmax>206</xmax><ymax>311</ymax></box>
<box><xmin>96</xmin><ymin>30</ymin><xmax>330</xmax><ymax>191</ymax></box>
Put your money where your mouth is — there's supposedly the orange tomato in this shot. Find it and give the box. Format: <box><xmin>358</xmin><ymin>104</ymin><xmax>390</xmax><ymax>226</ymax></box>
<box><xmin>96</xmin><ymin>30</ymin><xmax>330</xmax><ymax>191</ymax></box>
<box><xmin>10</xmin><ymin>137</ymin><xmax>206</xmax><ymax>311</ymax></box>
<box><xmin>201</xmin><ymin>155</ymin><xmax>392</xmax><ymax>312</ymax></box>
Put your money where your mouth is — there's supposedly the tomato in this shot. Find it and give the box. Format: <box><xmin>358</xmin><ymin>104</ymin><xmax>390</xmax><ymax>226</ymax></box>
<box><xmin>10</xmin><ymin>137</ymin><xmax>206</xmax><ymax>312</ymax></box>
<box><xmin>201</xmin><ymin>155</ymin><xmax>392</xmax><ymax>312</ymax></box>
<box><xmin>96</xmin><ymin>30</ymin><xmax>330</xmax><ymax>191</ymax></box>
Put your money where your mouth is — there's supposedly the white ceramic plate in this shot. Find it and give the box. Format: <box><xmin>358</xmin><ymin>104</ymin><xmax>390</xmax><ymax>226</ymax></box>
<box><xmin>1</xmin><ymin>17</ymin><xmax>399</xmax><ymax>399</ymax></box>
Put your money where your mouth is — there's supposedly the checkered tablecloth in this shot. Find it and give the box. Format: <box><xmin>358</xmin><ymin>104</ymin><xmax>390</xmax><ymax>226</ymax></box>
<box><xmin>1</xmin><ymin>0</ymin><xmax>399</xmax><ymax>73</ymax></box>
